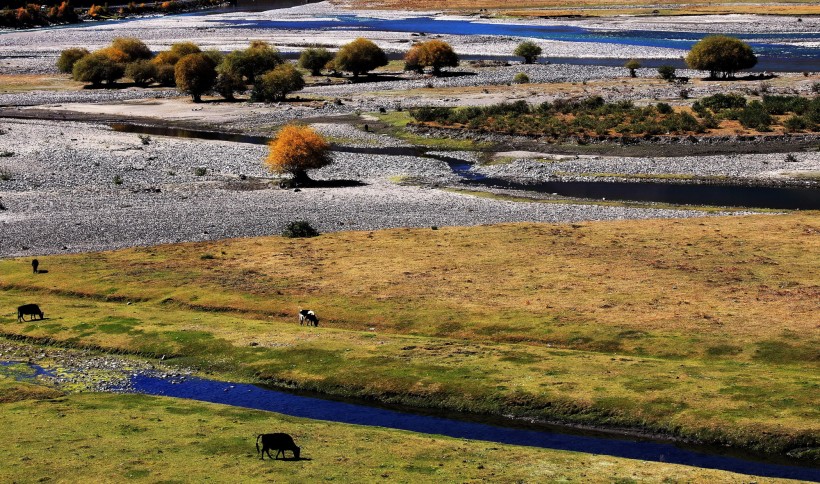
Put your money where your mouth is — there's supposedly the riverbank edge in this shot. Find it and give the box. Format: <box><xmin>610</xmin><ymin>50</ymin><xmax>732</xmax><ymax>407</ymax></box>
<box><xmin>1</xmin><ymin>330</ymin><xmax>817</xmax><ymax>465</ymax></box>
<box><xmin>3</xmin><ymin>108</ymin><xmax>818</xmax><ymax>190</ymax></box>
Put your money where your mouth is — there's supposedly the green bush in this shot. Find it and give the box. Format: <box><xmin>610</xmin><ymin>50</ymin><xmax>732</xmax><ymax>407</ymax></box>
<box><xmin>334</xmin><ymin>38</ymin><xmax>387</xmax><ymax>78</ymax></box>
<box><xmin>514</xmin><ymin>41</ymin><xmax>541</xmax><ymax>64</ymax></box>
<box><xmin>214</xmin><ymin>72</ymin><xmax>246</xmax><ymax>101</ymax></box>
<box><xmin>624</xmin><ymin>59</ymin><xmax>641</xmax><ymax>78</ymax></box>
<box><xmin>686</xmin><ymin>35</ymin><xmax>757</xmax><ymax>78</ymax></box>
<box><xmin>125</xmin><ymin>60</ymin><xmax>157</xmax><ymax>87</ymax></box>
<box><xmin>251</xmin><ymin>63</ymin><xmax>305</xmax><ymax>102</ymax></box>
<box><xmin>762</xmin><ymin>95</ymin><xmax>809</xmax><ymax>115</ymax></box>
<box><xmin>282</xmin><ymin>221</ymin><xmax>319</xmax><ymax>238</ymax></box>
<box><xmin>220</xmin><ymin>41</ymin><xmax>284</xmax><ymax>84</ymax></box>
<box><xmin>783</xmin><ymin>115</ymin><xmax>811</xmax><ymax>132</ymax></box>
<box><xmin>299</xmin><ymin>47</ymin><xmax>334</xmax><ymax>76</ymax></box>
<box><xmin>657</xmin><ymin>65</ymin><xmax>676</xmax><ymax>81</ymax></box>
<box><xmin>57</xmin><ymin>47</ymin><xmax>89</xmax><ymax>74</ymax></box>
<box><xmin>175</xmin><ymin>53</ymin><xmax>217</xmax><ymax>102</ymax></box>
<box><xmin>738</xmin><ymin>101</ymin><xmax>772</xmax><ymax>131</ymax></box>
<box><xmin>72</xmin><ymin>52</ymin><xmax>124</xmax><ymax>86</ymax></box>
<box><xmin>513</xmin><ymin>72</ymin><xmax>530</xmax><ymax>84</ymax></box>
<box><xmin>700</xmin><ymin>93</ymin><xmax>747</xmax><ymax>112</ymax></box>
<box><xmin>656</xmin><ymin>102</ymin><xmax>673</xmax><ymax>115</ymax></box>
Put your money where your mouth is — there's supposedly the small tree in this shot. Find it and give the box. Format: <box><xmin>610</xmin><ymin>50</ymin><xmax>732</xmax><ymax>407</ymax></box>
<box><xmin>265</xmin><ymin>124</ymin><xmax>331</xmax><ymax>185</ymax></box>
<box><xmin>220</xmin><ymin>41</ymin><xmax>284</xmax><ymax>85</ymax></box>
<box><xmin>334</xmin><ymin>38</ymin><xmax>388</xmax><ymax>78</ymax></box>
<box><xmin>111</xmin><ymin>37</ymin><xmax>152</xmax><ymax>62</ymax></box>
<box><xmin>658</xmin><ymin>65</ymin><xmax>676</xmax><ymax>82</ymax></box>
<box><xmin>125</xmin><ymin>60</ymin><xmax>157</xmax><ymax>86</ymax></box>
<box><xmin>57</xmin><ymin>47</ymin><xmax>89</xmax><ymax>73</ymax></box>
<box><xmin>175</xmin><ymin>53</ymin><xmax>216</xmax><ymax>102</ymax></box>
<box><xmin>251</xmin><ymin>63</ymin><xmax>305</xmax><ymax>102</ymax></box>
<box><xmin>403</xmin><ymin>46</ymin><xmax>424</xmax><ymax>74</ymax></box>
<box><xmin>625</xmin><ymin>59</ymin><xmax>641</xmax><ymax>78</ymax></box>
<box><xmin>686</xmin><ymin>35</ymin><xmax>757</xmax><ymax>79</ymax></box>
<box><xmin>404</xmin><ymin>40</ymin><xmax>459</xmax><ymax>76</ymax></box>
<box><xmin>170</xmin><ymin>41</ymin><xmax>201</xmax><ymax>58</ymax></box>
<box><xmin>514</xmin><ymin>41</ymin><xmax>542</xmax><ymax>64</ymax></box>
<box><xmin>299</xmin><ymin>47</ymin><xmax>334</xmax><ymax>76</ymax></box>
<box><xmin>72</xmin><ymin>52</ymin><xmax>124</xmax><ymax>86</ymax></box>
<box><xmin>214</xmin><ymin>71</ymin><xmax>246</xmax><ymax>100</ymax></box>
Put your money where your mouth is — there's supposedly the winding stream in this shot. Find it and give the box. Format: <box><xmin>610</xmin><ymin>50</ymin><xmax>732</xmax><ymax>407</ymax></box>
<box><xmin>2</xmin><ymin>361</ymin><xmax>817</xmax><ymax>481</ymax></box>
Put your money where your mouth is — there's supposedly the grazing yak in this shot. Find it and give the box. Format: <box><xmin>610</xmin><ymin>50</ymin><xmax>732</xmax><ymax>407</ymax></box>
<box><xmin>298</xmin><ymin>309</ymin><xmax>319</xmax><ymax>327</ymax></box>
<box><xmin>256</xmin><ymin>433</ymin><xmax>301</xmax><ymax>460</ymax></box>
<box><xmin>17</xmin><ymin>304</ymin><xmax>44</xmax><ymax>322</ymax></box>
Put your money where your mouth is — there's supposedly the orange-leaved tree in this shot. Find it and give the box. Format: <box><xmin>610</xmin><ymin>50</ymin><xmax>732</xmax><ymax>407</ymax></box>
<box><xmin>265</xmin><ymin>124</ymin><xmax>331</xmax><ymax>185</ymax></box>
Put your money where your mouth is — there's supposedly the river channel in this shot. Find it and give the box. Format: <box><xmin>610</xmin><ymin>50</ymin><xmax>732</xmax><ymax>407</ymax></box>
<box><xmin>1</xmin><ymin>361</ymin><xmax>817</xmax><ymax>481</ymax></box>
<box><xmin>110</xmin><ymin>122</ymin><xmax>820</xmax><ymax>210</ymax></box>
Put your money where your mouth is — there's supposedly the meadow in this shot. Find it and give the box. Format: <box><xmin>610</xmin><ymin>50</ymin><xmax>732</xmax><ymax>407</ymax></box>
<box><xmin>1</xmin><ymin>213</ymin><xmax>817</xmax><ymax>459</ymax></box>
<box><xmin>2</xmin><ymin>380</ymin><xmax>805</xmax><ymax>482</ymax></box>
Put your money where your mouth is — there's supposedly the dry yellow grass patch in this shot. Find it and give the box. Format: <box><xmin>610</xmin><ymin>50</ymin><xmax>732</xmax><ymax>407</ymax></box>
<box><xmin>0</xmin><ymin>74</ymin><xmax>81</xmax><ymax>93</ymax></box>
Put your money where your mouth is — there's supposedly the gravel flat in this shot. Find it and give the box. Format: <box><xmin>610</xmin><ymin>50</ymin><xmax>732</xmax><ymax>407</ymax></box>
<box><xmin>0</xmin><ymin>118</ymin><xmax>731</xmax><ymax>258</ymax></box>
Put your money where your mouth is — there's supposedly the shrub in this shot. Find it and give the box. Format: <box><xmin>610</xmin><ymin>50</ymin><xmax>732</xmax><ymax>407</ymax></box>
<box><xmin>624</xmin><ymin>59</ymin><xmax>641</xmax><ymax>78</ymax></box>
<box><xmin>404</xmin><ymin>40</ymin><xmax>459</xmax><ymax>75</ymax></box>
<box><xmin>265</xmin><ymin>124</ymin><xmax>331</xmax><ymax>184</ymax></box>
<box><xmin>700</xmin><ymin>93</ymin><xmax>747</xmax><ymax>112</ymax></box>
<box><xmin>111</xmin><ymin>37</ymin><xmax>152</xmax><ymax>62</ymax></box>
<box><xmin>410</xmin><ymin>106</ymin><xmax>453</xmax><ymax>122</ymax></box>
<box><xmin>214</xmin><ymin>71</ymin><xmax>246</xmax><ymax>100</ymax></box>
<box><xmin>514</xmin><ymin>41</ymin><xmax>541</xmax><ymax>64</ymax></box>
<box><xmin>96</xmin><ymin>46</ymin><xmax>129</xmax><ymax>64</ymax></box>
<box><xmin>656</xmin><ymin>102</ymin><xmax>673</xmax><ymax>114</ymax></box>
<box><xmin>657</xmin><ymin>65</ymin><xmax>676</xmax><ymax>81</ymax></box>
<box><xmin>175</xmin><ymin>53</ymin><xmax>217</xmax><ymax>102</ymax></box>
<box><xmin>686</xmin><ymin>35</ymin><xmax>757</xmax><ymax>79</ymax></box>
<box><xmin>299</xmin><ymin>47</ymin><xmax>333</xmax><ymax>76</ymax></box>
<box><xmin>334</xmin><ymin>38</ymin><xmax>388</xmax><ymax>78</ymax></box>
<box><xmin>194</xmin><ymin>167</ymin><xmax>207</xmax><ymax>176</ymax></box>
<box><xmin>783</xmin><ymin>115</ymin><xmax>810</xmax><ymax>132</ymax></box>
<box><xmin>125</xmin><ymin>60</ymin><xmax>157</xmax><ymax>86</ymax></box>
<box><xmin>57</xmin><ymin>47</ymin><xmax>90</xmax><ymax>74</ymax></box>
<box><xmin>171</xmin><ymin>41</ymin><xmax>201</xmax><ymax>58</ymax></box>
<box><xmin>251</xmin><ymin>63</ymin><xmax>305</xmax><ymax>102</ymax></box>
<box><xmin>152</xmin><ymin>50</ymin><xmax>181</xmax><ymax>67</ymax></box>
<box><xmin>282</xmin><ymin>221</ymin><xmax>319</xmax><ymax>238</ymax></box>
<box><xmin>72</xmin><ymin>52</ymin><xmax>124</xmax><ymax>86</ymax></box>
<box><xmin>220</xmin><ymin>40</ymin><xmax>283</xmax><ymax>84</ymax></box>
<box><xmin>154</xmin><ymin>63</ymin><xmax>177</xmax><ymax>86</ymax></box>
<box><xmin>403</xmin><ymin>45</ymin><xmax>423</xmax><ymax>74</ymax></box>
<box><xmin>513</xmin><ymin>72</ymin><xmax>530</xmax><ymax>84</ymax></box>
<box><xmin>762</xmin><ymin>95</ymin><xmax>809</xmax><ymax>115</ymax></box>
<box><xmin>738</xmin><ymin>100</ymin><xmax>772</xmax><ymax>130</ymax></box>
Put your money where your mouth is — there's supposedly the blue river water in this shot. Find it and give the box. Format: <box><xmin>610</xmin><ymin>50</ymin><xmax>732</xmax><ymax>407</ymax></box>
<box><xmin>2</xmin><ymin>359</ymin><xmax>818</xmax><ymax>480</ymax></box>
<box><xmin>129</xmin><ymin>374</ymin><xmax>818</xmax><ymax>481</ymax></box>
<box><xmin>213</xmin><ymin>15</ymin><xmax>820</xmax><ymax>72</ymax></box>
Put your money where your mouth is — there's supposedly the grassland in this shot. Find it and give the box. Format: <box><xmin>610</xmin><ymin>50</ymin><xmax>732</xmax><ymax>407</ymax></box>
<box><xmin>2</xmin><ymin>382</ymin><xmax>804</xmax><ymax>483</ymax></box>
<box><xmin>0</xmin><ymin>214</ymin><xmax>818</xmax><ymax>458</ymax></box>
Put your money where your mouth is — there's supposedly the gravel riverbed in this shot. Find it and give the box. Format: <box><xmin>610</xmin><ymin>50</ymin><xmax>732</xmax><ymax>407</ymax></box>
<box><xmin>0</xmin><ymin>117</ymin><xmax>742</xmax><ymax>258</ymax></box>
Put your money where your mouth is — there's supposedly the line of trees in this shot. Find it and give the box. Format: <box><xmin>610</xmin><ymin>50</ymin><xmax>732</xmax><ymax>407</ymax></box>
<box><xmin>59</xmin><ymin>37</ymin><xmax>468</xmax><ymax>101</ymax></box>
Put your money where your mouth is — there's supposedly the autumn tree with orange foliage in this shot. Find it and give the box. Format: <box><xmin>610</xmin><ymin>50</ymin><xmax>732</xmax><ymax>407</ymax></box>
<box><xmin>265</xmin><ymin>125</ymin><xmax>331</xmax><ymax>185</ymax></box>
<box><xmin>404</xmin><ymin>39</ymin><xmax>458</xmax><ymax>75</ymax></box>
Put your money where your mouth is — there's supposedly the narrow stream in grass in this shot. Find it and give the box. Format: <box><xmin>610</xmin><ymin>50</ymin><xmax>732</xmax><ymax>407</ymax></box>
<box><xmin>111</xmin><ymin>122</ymin><xmax>820</xmax><ymax>210</ymax></box>
<box><xmin>1</xmin><ymin>361</ymin><xmax>817</xmax><ymax>481</ymax></box>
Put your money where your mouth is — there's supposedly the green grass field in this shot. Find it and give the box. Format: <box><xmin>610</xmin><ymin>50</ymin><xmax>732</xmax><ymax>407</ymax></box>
<box><xmin>0</xmin><ymin>213</ymin><xmax>817</xmax><ymax>461</ymax></box>
<box><xmin>3</xmin><ymin>381</ymin><xmax>804</xmax><ymax>483</ymax></box>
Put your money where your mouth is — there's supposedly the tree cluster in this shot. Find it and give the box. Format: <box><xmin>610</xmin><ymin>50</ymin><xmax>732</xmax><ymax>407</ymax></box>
<box><xmin>0</xmin><ymin>1</ymin><xmax>77</xmax><ymax>28</ymax></box>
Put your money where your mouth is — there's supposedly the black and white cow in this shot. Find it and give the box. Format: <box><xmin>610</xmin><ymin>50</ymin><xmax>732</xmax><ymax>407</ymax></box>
<box><xmin>298</xmin><ymin>309</ymin><xmax>319</xmax><ymax>327</ymax></box>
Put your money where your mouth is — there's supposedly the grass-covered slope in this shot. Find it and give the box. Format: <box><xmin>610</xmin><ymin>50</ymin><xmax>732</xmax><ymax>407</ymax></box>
<box><xmin>0</xmin><ymin>213</ymin><xmax>817</xmax><ymax>457</ymax></box>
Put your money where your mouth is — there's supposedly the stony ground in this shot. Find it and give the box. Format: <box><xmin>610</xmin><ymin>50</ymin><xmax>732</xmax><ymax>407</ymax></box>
<box><xmin>1</xmin><ymin>2</ymin><xmax>819</xmax><ymax>259</ymax></box>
